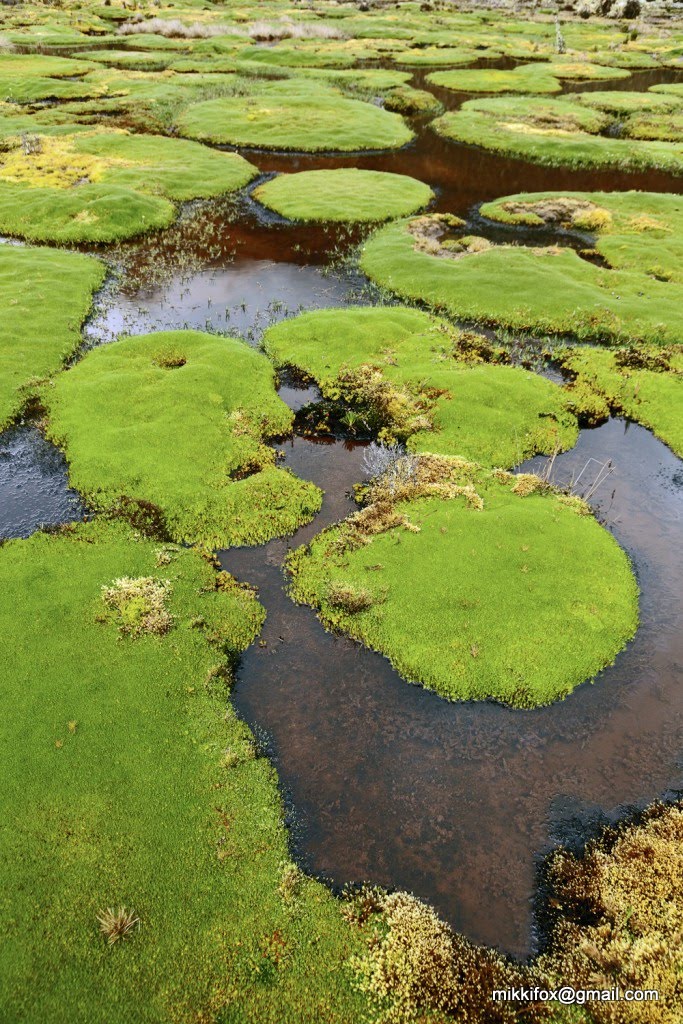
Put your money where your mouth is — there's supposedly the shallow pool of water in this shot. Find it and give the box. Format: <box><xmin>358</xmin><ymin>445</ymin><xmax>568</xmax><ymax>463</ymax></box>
<box><xmin>221</xmin><ymin>417</ymin><xmax>682</xmax><ymax>957</ymax></box>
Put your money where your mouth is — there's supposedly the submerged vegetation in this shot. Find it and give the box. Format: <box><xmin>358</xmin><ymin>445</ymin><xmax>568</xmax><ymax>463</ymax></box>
<box><xmin>2</xmin><ymin>0</ymin><xmax>682</xmax><ymax>1019</ymax></box>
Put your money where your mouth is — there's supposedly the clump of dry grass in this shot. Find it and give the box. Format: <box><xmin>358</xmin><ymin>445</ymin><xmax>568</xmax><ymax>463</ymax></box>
<box><xmin>328</xmin><ymin>582</ymin><xmax>374</xmax><ymax>613</ymax></box>
<box><xmin>119</xmin><ymin>17</ymin><xmax>230</xmax><ymax>38</ymax></box>
<box><xmin>101</xmin><ymin>576</ymin><xmax>172</xmax><ymax>637</ymax></box>
<box><xmin>242</xmin><ymin>18</ymin><xmax>347</xmax><ymax>41</ymax></box>
<box><xmin>97</xmin><ymin>906</ymin><xmax>140</xmax><ymax>945</ymax></box>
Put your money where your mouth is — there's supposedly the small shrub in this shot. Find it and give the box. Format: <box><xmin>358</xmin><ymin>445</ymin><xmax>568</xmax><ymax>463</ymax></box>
<box><xmin>97</xmin><ymin>906</ymin><xmax>140</xmax><ymax>945</ymax></box>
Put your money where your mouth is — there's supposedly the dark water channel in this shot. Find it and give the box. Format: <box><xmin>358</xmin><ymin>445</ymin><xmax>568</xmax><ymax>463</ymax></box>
<box><xmin>221</xmin><ymin>417</ymin><xmax>683</xmax><ymax>957</ymax></box>
<box><xmin>2</xmin><ymin>57</ymin><xmax>682</xmax><ymax>958</ymax></box>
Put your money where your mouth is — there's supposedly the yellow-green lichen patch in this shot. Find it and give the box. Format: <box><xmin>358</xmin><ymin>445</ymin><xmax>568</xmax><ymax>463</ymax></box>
<box><xmin>264</xmin><ymin>306</ymin><xmax>577</xmax><ymax>467</ymax></box>
<box><xmin>253</xmin><ymin>169</ymin><xmax>434</xmax><ymax>224</ymax></box>
<box><xmin>0</xmin><ymin>520</ymin><xmax>370</xmax><ymax>1023</ymax></box>
<box><xmin>176</xmin><ymin>78</ymin><xmax>414</xmax><ymax>152</ymax></box>
<box><xmin>0</xmin><ymin>245</ymin><xmax>105</xmax><ymax>431</ymax></box>
<box><xmin>0</xmin><ymin>129</ymin><xmax>257</xmax><ymax>243</ymax></box>
<box><xmin>287</xmin><ymin>456</ymin><xmax>638</xmax><ymax>707</ymax></box>
<box><xmin>45</xmin><ymin>330</ymin><xmax>322</xmax><ymax>547</ymax></box>
<box><xmin>360</xmin><ymin>192</ymin><xmax>683</xmax><ymax>345</ymax></box>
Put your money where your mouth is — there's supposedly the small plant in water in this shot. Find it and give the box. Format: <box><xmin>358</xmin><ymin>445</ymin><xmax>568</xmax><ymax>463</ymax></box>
<box><xmin>97</xmin><ymin>906</ymin><xmax>140</xmax><ymax>945</ymax></box>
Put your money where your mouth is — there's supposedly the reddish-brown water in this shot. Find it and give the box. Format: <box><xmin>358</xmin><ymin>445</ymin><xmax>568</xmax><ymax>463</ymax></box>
<box><xmin>221</xmin><ymin>417</ymin><xmax>682</xmax><ymax>957</ymax></box>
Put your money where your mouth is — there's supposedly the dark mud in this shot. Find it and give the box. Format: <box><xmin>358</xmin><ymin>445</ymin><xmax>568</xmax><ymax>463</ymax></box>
<box><xmin>221</xmin><ymin>416</ymin><xmax>682</xmax><ymax>957</ymax></box>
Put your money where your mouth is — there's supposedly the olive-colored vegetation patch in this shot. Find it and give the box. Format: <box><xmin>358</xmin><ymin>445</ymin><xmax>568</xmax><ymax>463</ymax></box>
<box><xmin>46</xmin><ymin>330</ymin><xmax>322</xmax><ymax>547</ymax></box>
<box><xmin>288</xmin><ymin>454</ymin><xmax>637</xmax><ymax>707</ymax></box>
<box><xmin>536</xmin><ymin>802</ymin><xmax>683</xmax><ymax>1024</ymax></box>
<box><xmin>560</xmin><ymin>344</ymin><xmax>683</xmax><ymax>456</ymax></box>
<box><xmin>361</xmin><ymin>192</ymin><xmax>683</xmax><ymax>345</ymax></box>
<box><xmin>0</xmin><ymin>129</ymin><xmax>257</xmax><ymax>242</ymax></box>
<box><xmin>176</xmin><ymin>79</ymin><xmax>414</xmax><ymax>151</ymax></box>
<box><xmin>427</xmin><ymin>59</ymin><xmax>629</xmax><ymax>95</ymax></box>
<box><xmin>264</xmin><ymin>306</ymin><xmax>577</xmax><ymax>467</ymax></box>
<box><xmin>353</xmin><ymin>802</ymin><xmax>683</xmax><ymax>1024</ymax></box>
<box><xmin>433</xmin><ymin>93</ymin><xmax>683</xmax><ymax>173</ymax></box>
<box><xmin>253</xmin><ymin>169</ymin><xmax>434</xmax><ymax>224</ymax></box>
<box><xmin>0</xmin><ymin>521</ymin><xmax>372</xmax><ymax>1024</ymax></box>
<box><xmin>0</xmin><ymin>245</ymin><xmax>104</xmax><ymax>431</ymax></box>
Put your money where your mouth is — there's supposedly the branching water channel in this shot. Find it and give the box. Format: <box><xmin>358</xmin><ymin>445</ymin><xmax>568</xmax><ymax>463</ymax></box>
<box><xmin>1</xmin><ymin>60</ymin><xmax>682</xmax><ymax>958</ymax></box>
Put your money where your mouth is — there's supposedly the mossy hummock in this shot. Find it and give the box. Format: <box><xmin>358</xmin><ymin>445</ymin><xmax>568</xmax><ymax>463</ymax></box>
<box><xmin>288</xmin><ymin>458</ymin><xmax>638</xmax><ymax>707</ymax></box>
<box><xmin>0</xmin><ymin>129</ymin><xmax>258</xmax><ymax>243</ymax></box>
<box><xmin>561</xmin><ymin>344</ymin><xmax>683</xmax><ymax>457</ymax></box>
<box><xmin>360</xmin><ymin>192</ymin><xmax>683</xmax><ymax>345</ymax></box>
<box><xmin>176</xmin><ymin>79</ymin><xmax>414</xmax><ymax>152</ymax></box>
<box><xmin>253</xmin><ymin>169</ymin><xmax>434</xmax><ymax>223</ymax></box>
<box><xmin>0</xmin><ymin>245</ymin><xmax>105</xmax><ymax>431</ymax></box>
<box><xmin>0</xmin><ymin>521</ymin><xmax>369</xmax><ymax>1023</ymax></box>
<box><xmin>264</xmin><ymin>306</ymin><xmax>577</xmax><ymax>467</ymax></box>
<box><xmin>432</xmin><ymin>93</ymin><xmax>683</xmax><ymax>174</ymax></box>
<box><xmin>46</xmin><ymin>330</ymin><xmax>322</xmax><ymax>547</ymax></box>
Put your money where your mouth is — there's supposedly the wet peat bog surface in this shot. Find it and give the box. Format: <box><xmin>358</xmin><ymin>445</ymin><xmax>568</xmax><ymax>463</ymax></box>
<box><xmin>4</xmin><ymin>61</ymin><xmax>683</xmax><ymax>959</ymax></box>
<box><xmin>221</xmin><ymin>418</ymin><xmax>683</xmax><ymax>958</ymax></box>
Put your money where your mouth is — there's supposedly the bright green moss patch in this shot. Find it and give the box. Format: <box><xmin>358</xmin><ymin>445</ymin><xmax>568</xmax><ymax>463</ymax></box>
<box><xmin>253</xmin><ymin>169</ymin><xmax>434</xmax><ymax>224</ymax></box>
<box><xmin>0</xmin><ymin>182</ymin><xmax>175</xmax><ymax>244</ymax></box>
<box><xmin>0</xmin><ymin>520</ymin><xmax>370</xmax><ymax>1023</ymax></box>
<box><xmin>176</xmin><ymin>79</ymin><xmax>414</xmax><ymax>151</ymax></box>
<box><xmin>433</xmin><ymin>93</ymin><xmax>683</xmax><ymax>173</ymax></box>
<box><xmin>560</xmin><ymin>345</ymin><xmax>683</xmax><ymax>456</ymax></box>
<box><xmin>0</xmin><ymin>129</ymin><xmax>257</xmax><ymax>242</ymax></box>
<box><xmin>0</xmin><ymin>245</ymin><xmax>104</xmax><ymax>431</ymax></box>
<box><xmin>427</xmin><ymin>59</ymin><xmax>628</xmax><ymax>96</ymax></box>
<box><xmin>264</xmin><ymin>306</ymin><xmax>577</xmax><ymax>467</ymax></box>
<box><xmin>0</xmin><ymin>53</ymin><xmax>101</xmax><ymax>102</ymax></box>
<box><xmin>46</xmin><ymin>330</ymin><xmax>321</xmax><ymax>547</ymax></box>
<box><xmin>360</xmin><ymin>192</ymin><xmax>683</xmax><ymax>345</ymax></box>
<box><xmin>427</xmin><ymin>65</ymin><xmax>562</xmax><ymax>95</ymax></box>
<box><xmin>287</xmin><ymin>456</ymin><xmax>638</xmax><ymax>707</ymax></box>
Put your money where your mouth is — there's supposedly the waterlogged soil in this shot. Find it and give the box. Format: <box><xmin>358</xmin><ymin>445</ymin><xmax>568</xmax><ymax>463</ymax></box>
<box><xmin>4</xmin><ymin>60</ymin><xmax>683</xmax><ymax>958</ymax></box>
<box><xmin>222</xmin><ymin>417</ymin><xmax>683</xmax><ymax>957</ymax></box>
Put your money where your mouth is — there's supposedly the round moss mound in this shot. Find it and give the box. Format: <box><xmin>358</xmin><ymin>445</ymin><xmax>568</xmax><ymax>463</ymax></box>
<box><xmin>253</xmin><ymin>169</ymin><xmax>434</xmax><ymax>223</ymax></box>
<box><xmin>46</xmin><ymin>330</ymin><xmax>322</xmax><ymax>547</ymax></box>
<box><xmin>176</xmin><ymin>79</ymin><xmax>414</xmax><ymax>152</ymax></box>
<box><xmin>0</xmin><ymin>129</ymin><xmax>258</xmax><ymax>242</ymax></box>
<box><xmin>264</xmin><ymin>306</ymin><xmax>577</xmax><ymax>467</ymax></box>
<box><xmin>288</xmin><ymin>459</ymin><xmax>638</xmax><ymax>707</ymax></box>
<box><xmin>432</xmin><ymin>93</ymin><xmax>683</xmax><ymax>174</ymax></box>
